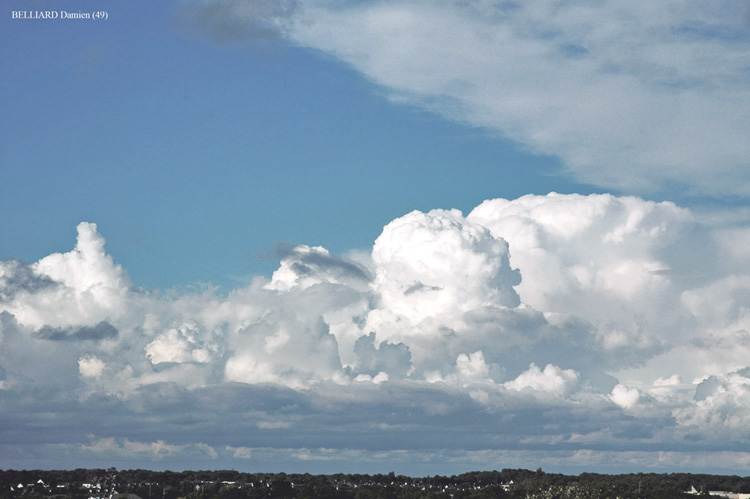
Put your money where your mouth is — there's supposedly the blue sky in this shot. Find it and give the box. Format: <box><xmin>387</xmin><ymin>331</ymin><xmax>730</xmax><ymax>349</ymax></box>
<box><xmin>2</xmin><ymin>0</ymin><xmax>750</xmax><ymax>477</ymax></box>
<box><xmin>2</xmin><ymin>0</ymin><xmax>589</xmax><ymax>290</ymax></box>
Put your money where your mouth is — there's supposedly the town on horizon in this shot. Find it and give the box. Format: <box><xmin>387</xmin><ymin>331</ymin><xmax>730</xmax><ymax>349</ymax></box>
<box><xmin>3</xmin><ymin>468</ymin><xmax>750</xmax><ymax>499</ymax></box>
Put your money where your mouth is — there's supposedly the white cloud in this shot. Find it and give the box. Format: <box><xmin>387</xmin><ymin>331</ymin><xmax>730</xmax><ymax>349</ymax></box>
<box><xmin>0</xmin><ymin>199</ymin><xmax>737</xmax><ymax>398</ymax></box>
<box><xmin>257</xmin><ymin>421</ymin><xmax>292</xmax><ymax>430</ymax></box>
<box><xmin>145</xmin><ymin>324</ymin><xmax>217</xmax><ymax>364</ymax></box>
<box><xmin>2</xmin><ymin>223</ymin><xmax>132</xmax><ymax>331</ymax></box>
<box><xmin>371</xmin><ymin>208</ymin><xmax>520</xmax><ymax>324</ymax></box>
<box><xmin>674</xmin><ymin>369</ymin><xmax>750</xmax><ymax>437</ymax></box>
<box><xmin>453</xmin><ymin>351</ymin><xmax>492</xmax><ymax>386</ymax></box>
<box><xmin>266</xmin><ymin>244</ymin><xmax>371</xmax><ymax>292</ymax></box>
<box><xmin>286</xmin><ymin>0</ymin><xmax>750</xmax><ymax>195</ymax></box>
<box><xmin>468</xmin><ymin>193</ymin><xmax>692</xmax><ymax>313</ymax></box>
<box><xmin>2</xmin><ymin>192</ymin><xmax>750</xmax><ymax>472</ymax></box>
<box><xmin>78</xmin><ymin>356</ymin><xmax>105</xmax><ymax>378</ymax></box>
<box><xmin>354</xmin><ymin>372</ymin><xmax>389</xmax><ymax>384</ymax></box>
<box><xmin>81</xmin><ymin>436</ymin><xmax>218</xmax><ymax>460</ymax></box>
<box><xmin>466</xmin><ymin>193</ymin><xmax>704</xmax><ymax>378</ymax></box>
<box><xmin>226</xmin><ymin>445</ymin><xmax>253</xmax><ymax>459</ymax></box>
<box><xmin>34</xmin><ymin>222</ymin><xmax>130</xmax><ymax>294</ymax></box>
<box><xmin>224</xmin><ymin>315</ymin><xmax>344</xmax><ymax>389</ymax></box>
<box><xmin>505</xmin><ymin>363</ymin><xmax>580</xmax><ymax>397</ymax></box>
<box><xmin>363</xmin><ymin>208</ymin><xmax>524</xmax><ymax>375</ymax></box>
<box><xmin>610</xmin><ymin>384</ymin><xmax>641</xmax><ymax>409</ymax></box>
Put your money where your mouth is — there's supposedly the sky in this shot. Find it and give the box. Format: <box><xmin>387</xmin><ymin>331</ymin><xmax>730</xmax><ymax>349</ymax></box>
<box><xmin>1</xmin><ymin>0</ymin><xmax>750</xmax><ymax>477</ymax></box>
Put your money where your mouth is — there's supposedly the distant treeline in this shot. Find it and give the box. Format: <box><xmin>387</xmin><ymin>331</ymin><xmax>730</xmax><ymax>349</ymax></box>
<box><xmin>2</xmin><ymin>467</ymin><xmax>750</xmax><ymax>499</ymax></box>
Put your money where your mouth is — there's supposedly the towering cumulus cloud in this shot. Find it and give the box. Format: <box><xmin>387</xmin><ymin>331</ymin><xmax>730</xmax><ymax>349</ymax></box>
<box><xmin>469</xmin><ymin>194</ymin><xmax>694</xmax><ymax>352</ymax></box>
<box><xmin>1</xmin><ymin>194</ymin><xmax>750</xmax><ymax>472</ymax></box>
<box><xmin>373</xmin><ymin>209</ymin><xmax>521</xmax><ymax>319</ymax></box>
<box><xmin>4</xmin><ymin>222</ymin><xmax>131</xmax><ymax>330</ymax></box>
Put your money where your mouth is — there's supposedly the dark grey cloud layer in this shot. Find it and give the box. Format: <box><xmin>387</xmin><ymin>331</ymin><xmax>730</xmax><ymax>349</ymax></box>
<box><xmin>0</xmin><ymin>260</ymin><xmax>58</xmax><ymax>301</ymax></box>
<box><xmin>35</xmin><ymin>321</ymin><xmax>118</xmax><ymax>342</ymax></box>
<box><xmin>175</xmin><ymin>0</ymin><xmax>301</xmax><ymax>42</ymax></box>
